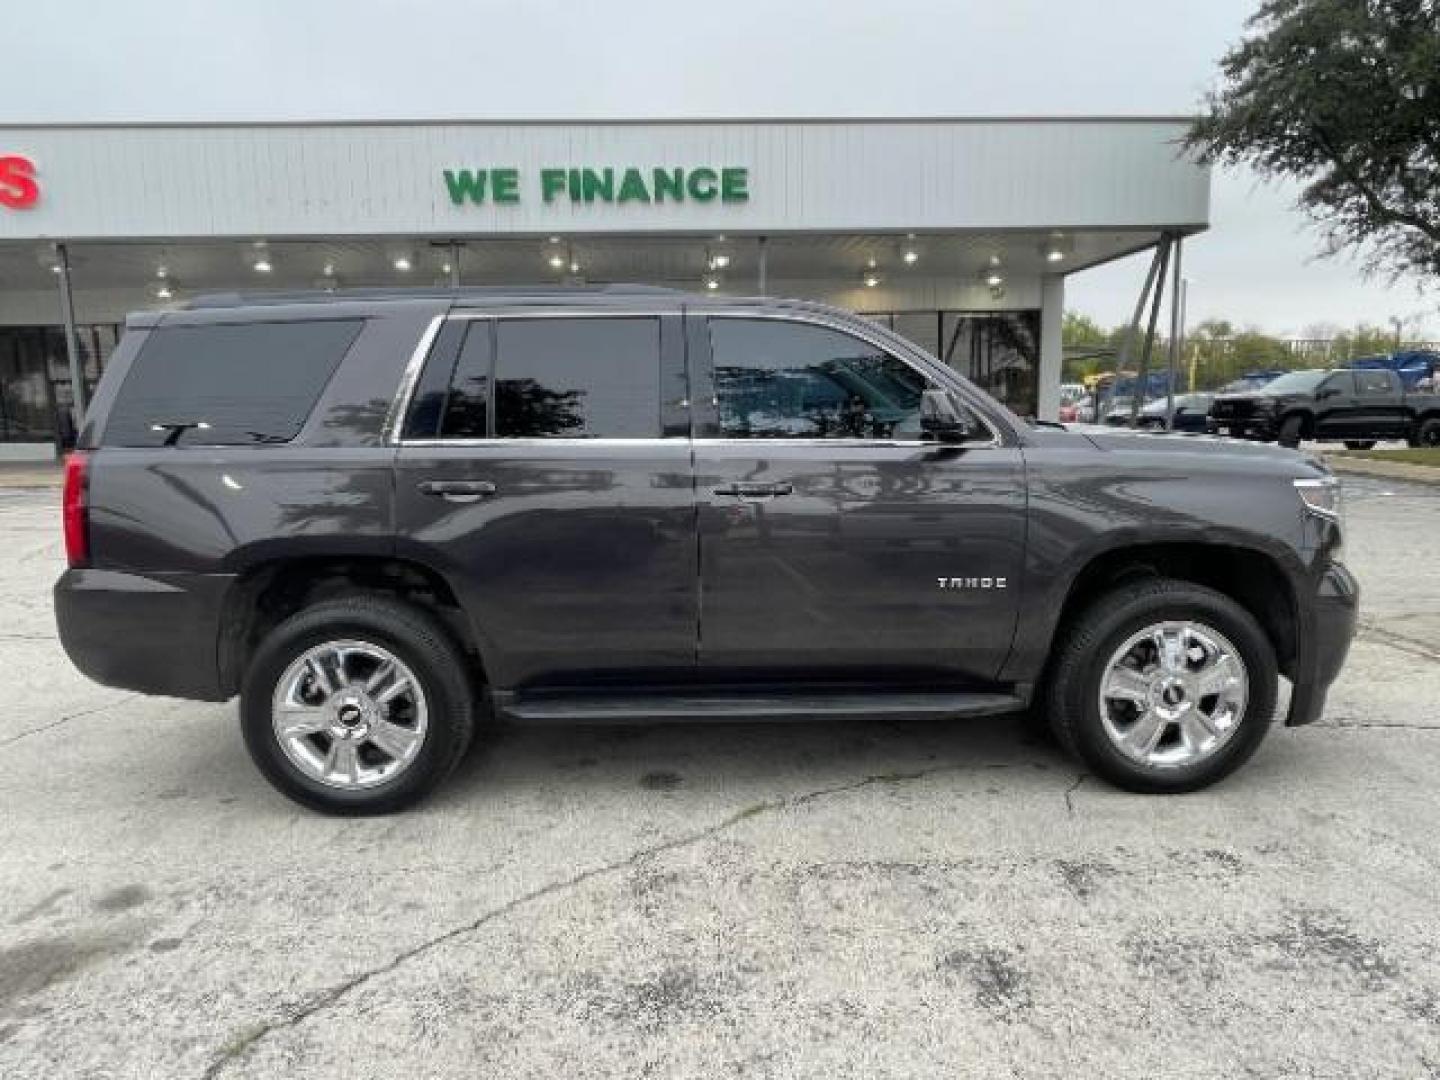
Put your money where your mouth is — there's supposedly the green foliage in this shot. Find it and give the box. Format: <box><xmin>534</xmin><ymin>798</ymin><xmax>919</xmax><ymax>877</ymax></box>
<box><xmin>1187</xmin><ymin>0</ymin><xmax>1440</xmax><ymax>279</ymax></box>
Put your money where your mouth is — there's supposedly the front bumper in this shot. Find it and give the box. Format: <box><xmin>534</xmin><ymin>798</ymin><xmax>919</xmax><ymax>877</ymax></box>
<box><xmin>55</xmin><ymin>568</ymin><xmax>235</xmax><ymax>701</ymax></box>
<box><xmin>1285</xmin><ymin>561</ymin><xmax>1359</xmax><ymax>726</ymax></box>
<box><xmin>1206</xmin><ymin>416</ymin><xmax>1276</xmax><ymax>439</ymax></box>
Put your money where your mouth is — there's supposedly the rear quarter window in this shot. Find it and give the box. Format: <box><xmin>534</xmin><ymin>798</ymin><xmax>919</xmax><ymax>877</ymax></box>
<box><xmin>101</xmin><ymin>319</ymin><xmax>364</xmax><ymax>447</ymax></box>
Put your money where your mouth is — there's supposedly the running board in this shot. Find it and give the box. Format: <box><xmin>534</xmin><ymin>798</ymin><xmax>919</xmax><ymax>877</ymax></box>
<box><xmin>491</xmin><ymin>688</ymin><xmax>1028</xmax><ymax>725</ymax></box>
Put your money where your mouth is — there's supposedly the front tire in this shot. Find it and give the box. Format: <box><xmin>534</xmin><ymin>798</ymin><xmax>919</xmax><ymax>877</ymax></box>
<box><xmin>1046</xmin><ymin>578</ymin><xmax>1277</xmax><ymax>794</ymax></box>
<box><xmin>241</xmin><ymin>596</ymin><xmax>476</xmax><ymax>815</ymax></box>
<box><xmin>1277</xmin><ymin>414</ymin><xmax>1304</xmax><ymax>448</ymax></box>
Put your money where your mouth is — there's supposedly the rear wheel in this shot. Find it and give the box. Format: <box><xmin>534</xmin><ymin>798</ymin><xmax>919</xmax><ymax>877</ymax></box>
<box><xmin>1277</xmin><ymin>415</ymin><xmax>1304</xmax><ymax>448</ymax></box>
<box><xmin>241</xmin><ymin>596</ymin><xmax>475</xmax><ymax>814</ymax></box>
<box><xmin>1047</xmin><ymin>578</ymin><xmax>1277</xmax><ymax>793</ymax></box>
<box><xmin>1410</xmin><ymin>417</ymin><xmax>1440</xmax><ymax>448</ymax></box>
<box><xmin>1343</xmin><ymin>440</ymin><xmax>1377</xmax><ymax>450</ymax></box>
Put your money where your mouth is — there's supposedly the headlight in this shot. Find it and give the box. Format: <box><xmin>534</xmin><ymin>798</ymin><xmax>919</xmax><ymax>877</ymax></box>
<box><xmin>1295</xmin><ymin>476</ymin><xmax>1342</xmax><ymax>521</ymax></box>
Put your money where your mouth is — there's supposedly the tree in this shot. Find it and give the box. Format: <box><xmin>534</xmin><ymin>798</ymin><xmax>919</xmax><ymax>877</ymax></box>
<box><xmin>1062</xmin><ymin>311</ymin><xmax>1108</xmax><ymax>347</ymax></box>
<box><xmin>1187</xmin><ymin>0</ymin><xmax>1440</xmax><ymax>279</ymax></box>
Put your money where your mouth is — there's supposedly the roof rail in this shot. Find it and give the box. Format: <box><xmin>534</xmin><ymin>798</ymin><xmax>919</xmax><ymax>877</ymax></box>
<box><xmin>185</xmin><ymin>284</ymin><xmax>688</xmax><ymax>309</ymax></box>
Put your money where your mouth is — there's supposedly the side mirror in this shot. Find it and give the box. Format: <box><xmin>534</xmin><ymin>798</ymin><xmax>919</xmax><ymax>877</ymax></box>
<box><xmin>1317</xmin><ymin>386</ymin><xmax>1339</xmax><ymax>400</ymax></box>
<box><xmin>920</xmin><ymin>389</ymin><xmax>983</xmax><ymax>444</ymax></box>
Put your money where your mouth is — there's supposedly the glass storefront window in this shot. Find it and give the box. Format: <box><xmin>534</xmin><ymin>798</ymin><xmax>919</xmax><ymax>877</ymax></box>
<box><xmin>859</xmin><ymin>310</ymin><xmax>1041</xmax><ymax>417</ymax></box>
<box><xmin>0</xmin><ymin>324</ymin><xmax>121</xmax><ymax>446</ymax></box>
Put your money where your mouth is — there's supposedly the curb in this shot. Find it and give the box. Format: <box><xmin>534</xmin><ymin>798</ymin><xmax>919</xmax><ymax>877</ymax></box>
<box><xmin>0</xmin><ymin>467</ymin><xmax>62</xmax><ymax>490</ymax></box>
<box><xmin>1325</xmin><ymin>455</ymin><xmax>1440</xmax><ymax>486</ymax></box>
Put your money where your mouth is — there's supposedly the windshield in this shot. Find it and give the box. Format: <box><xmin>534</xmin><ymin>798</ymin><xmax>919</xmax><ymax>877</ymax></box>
<box><xmin>1261</xmin><ymin>370</ymin><xmax>1329</xmax><ymax>394</ymax></box>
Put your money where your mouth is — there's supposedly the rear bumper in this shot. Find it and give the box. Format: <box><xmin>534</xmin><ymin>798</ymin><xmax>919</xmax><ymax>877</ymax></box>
<box><xmin>54</xmin><ymin>568</ymin><xmax>234</xmax><ymax>701</ymax></box>
<box><xmin>1285</xmin><ymin>561</ymin><xmax>1359</xmax><ymax>726</ymax></box>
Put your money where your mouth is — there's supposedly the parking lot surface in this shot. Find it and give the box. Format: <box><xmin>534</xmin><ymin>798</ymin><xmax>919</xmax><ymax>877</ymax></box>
<box><xmin>1</xmin><ymin>476</ymin><xmax>1438</xmax><ymax>1078</ymax></box>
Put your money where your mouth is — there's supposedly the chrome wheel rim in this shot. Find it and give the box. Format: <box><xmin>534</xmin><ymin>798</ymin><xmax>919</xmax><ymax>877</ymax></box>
<box><xmin>1098</xmin><ymin>620</ymin><xmax>1248</xmax><ymax>769</ymax></box>
<box><xmin>271</xmin><ymin>639</ymin><xmax>428</xmax><ymax>790</ymax></box>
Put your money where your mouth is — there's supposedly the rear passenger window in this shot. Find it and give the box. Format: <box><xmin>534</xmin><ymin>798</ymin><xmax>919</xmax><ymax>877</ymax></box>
<box><xmin>103</xmin><ymin>320</ymin><xmax>362</xmax><ymax>447</ymax></box>
<box><xmin>495</xmin><ymin>318</ymin><xmax>660</xmax><ymax>438</ymax></box>
<box><xmin>408</xmin><ymin>316</ymin><xmax>662</xmax><ymax>440</ymax></box>
<box><xmin>1356</xmin><ymin>371</ymin><xmax>1392</xmax><ymax>395</ymax></box>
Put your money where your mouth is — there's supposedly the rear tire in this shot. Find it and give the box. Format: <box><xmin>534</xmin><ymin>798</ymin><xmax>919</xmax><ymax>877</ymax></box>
<box><xmin>241</xmin><ymin>596</ymin><xmax>475</xmax><ymax>815</ymax></box>
<box><xmin>1343</xmin><ymin>440</ymin><xmax>1377</xmax><ymax>450</ymax></box>
<box><xmin>1277</xmin><ymin>415</ymin><xmax>1304</xmax><ymax>448</ymax></box>
<box><xmin>1046</xmin><ymin>578</ymin><xmax>1277</xmax><ymax>794</ymax></box>
<box><xmin>1410</xmin><ymin>417</ymin><xmax>1440</xmax><ymax>448</ymax></box>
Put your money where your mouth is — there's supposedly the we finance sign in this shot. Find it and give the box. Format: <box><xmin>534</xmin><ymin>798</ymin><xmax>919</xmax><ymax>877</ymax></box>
<box><xmin>443</xmin><ymin>166</ymin><xmax>749</xmax><ymax>207</ymax></box>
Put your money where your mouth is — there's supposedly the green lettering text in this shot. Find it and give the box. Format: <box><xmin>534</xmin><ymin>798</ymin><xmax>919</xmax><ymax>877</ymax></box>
<box><xmin>617</xmin><ymin>167</ymin><xmax>650</xmax><ymax>203</ymax></box>
<box><xmin>720</xmin><ymin>167</ymin><xmax>749</xmax><ymax>203</ymax></box>
<box><xmin>492</xmin><ymin>168</ymin><xmax>520</xmax><ymax>204</ymax></box>
<box><xmin>443</xmin><ymin>169</ymin><xmax>487</xmax><ymax>205</ymax></box>
<box><xmin>652</xmin><ymin>168</ymin><xmax>684</xmax><ymax>202</ymax></box>
<box><xmin>686</xmin><ymin>167</ymin><xmax>718</xmax><ymax>201</ymax></box>
<box><xmin>541</xmin><ymin>169</ymin><xmax>567</xmax><ymax>202</ymax></box>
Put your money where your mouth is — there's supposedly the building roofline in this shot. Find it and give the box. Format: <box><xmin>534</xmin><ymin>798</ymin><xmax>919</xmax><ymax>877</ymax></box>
<box><xmin>0</xmin><ymin>114</ymin><xmax>1198</xmax><ymax>132</ymax></box>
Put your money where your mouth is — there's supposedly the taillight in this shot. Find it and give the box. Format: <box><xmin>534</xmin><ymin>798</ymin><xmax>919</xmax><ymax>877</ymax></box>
<box><xmin>62</xmin><ymin>451</ymin><xmax>90</xmax><ymax>568</ymax></box>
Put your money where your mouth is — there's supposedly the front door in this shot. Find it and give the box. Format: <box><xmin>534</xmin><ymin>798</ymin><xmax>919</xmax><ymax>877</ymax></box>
<box><xmin>1314</xmin><ymin>371</ymin><xmax>1359</xmax><ymax>439</ymax></box>
<box><xmin>690</xmin><ymin>312</ymin><xmax>1026</xmax><ymax>685</ymax></box>
<box><xmin>395</xmin><ymin>309</ymin><xmax>696</xmax><ymax>689</ymax></box>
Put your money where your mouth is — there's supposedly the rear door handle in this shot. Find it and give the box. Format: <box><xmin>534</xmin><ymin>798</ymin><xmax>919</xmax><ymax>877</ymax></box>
<box><xmin>417</xmin><ymin>479</ymin><xmax>496</xmax><ymax>504</ymax></box>
<box><xmin>712</xmin><ymin>481</ymin><xmax>793</xmax><ymax>500</ymax></box>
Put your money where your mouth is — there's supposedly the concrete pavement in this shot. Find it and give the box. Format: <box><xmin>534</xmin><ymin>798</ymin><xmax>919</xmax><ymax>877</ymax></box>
<box><xmin>0</xmin><ymin>477</ymin><xmax>1438</xmax><ymax>1078</ymax></box>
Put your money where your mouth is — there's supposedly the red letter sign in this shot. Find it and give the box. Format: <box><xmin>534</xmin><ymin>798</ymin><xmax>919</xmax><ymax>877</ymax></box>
<box><xmin>0</xmin><ymin>156</ymin><xmax>40</xmax><ymax>210</ymax></box>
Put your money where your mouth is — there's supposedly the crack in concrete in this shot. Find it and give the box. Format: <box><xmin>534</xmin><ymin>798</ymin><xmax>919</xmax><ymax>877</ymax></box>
<box><xmin>1357</xmin><ymin>620</ymin><xmax>1440</xmax><ymax>664</ymax></box>
<box><xmin>0</xmin><ymin>694</ymin><xmax>138</xmax><ymax>748</ymax></box>
<box><xmin>1314</xmin><ymin>719</ymin><xmax>1440</xmax><ymax>732</ymax></box>
<box><xmin>1063</xmin><ymin>773</ymin><xmax>1088</xmax><ymax>817</ymax></box>
<box><xmin>199</xmin><ymin>761</ymin><xmax>1026</xmax><ymax>1078</ymax></box>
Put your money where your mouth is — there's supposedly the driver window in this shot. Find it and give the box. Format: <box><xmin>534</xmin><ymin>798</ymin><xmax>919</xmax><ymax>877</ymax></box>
<box><xmin>1320</xmin><ymin>372</ymin><xmax>1355</xmax><ymax>396</ymax></box>
<box><xmin>708</xmin><ymin>317</ymin><xmax>934</xmax><ymax>440</ymax></box>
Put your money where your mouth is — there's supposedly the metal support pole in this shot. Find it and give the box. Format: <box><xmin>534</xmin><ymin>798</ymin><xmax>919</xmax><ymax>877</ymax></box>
<box><xmin>1114</xmin><ymin>240</ymin><xmax>1165</xmax><ymax>422</ymax></box>
<box><xmin>757</xmin><ymin>236</ymin><xmax>768</xmax><ymax>295</ymax></box>
<box><xmin>1165</xmin><ymin>238</ymin><xmax>1183</xmax><ymax>426</ymax></box>
<box><xmin>449</xmin><ymin>241</ymin><xmax>461</xmax><ymax>287</ymax></box>
<box><xmin>55</xmin><ymin>243</ymin><xmax>87</xmax><ymax>435</ymax></box>
<box><xmin>1130</xmin><ymin>235</ymin><xmax>1172</xmax><ymax>427</ymax></box>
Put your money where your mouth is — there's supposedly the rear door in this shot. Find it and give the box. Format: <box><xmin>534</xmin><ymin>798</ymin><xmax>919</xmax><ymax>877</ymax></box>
<box><xmin>394</xmin><ymin>306</ymin><xmax>696</xmax><ymax>690</ymax></box>
<box><xmin>689</xmin><ymin>310</ymin><xmax>1026</xmax><ymax>685</ymax></box>
<box><xmin>1353</xmin><ymin>369</ymin><xmax>1406</xmax><ymax>437</ymax></box>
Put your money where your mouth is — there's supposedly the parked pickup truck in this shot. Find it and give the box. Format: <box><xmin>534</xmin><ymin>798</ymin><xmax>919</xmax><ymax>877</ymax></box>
<box><xmin>55</xmin><ymin>287</ymin><xmax>1357</xmax><ymax>814</ymax></box>
<box><xmin>1208</xmin><ymin>367</ymin><xmax>1440</xmax><ymax>449</ymax></box>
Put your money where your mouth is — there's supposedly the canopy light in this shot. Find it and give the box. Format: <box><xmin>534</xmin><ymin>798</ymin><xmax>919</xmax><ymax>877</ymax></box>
<box><xmin>393</xmin><ymin>256</ymin><xmax>413</xmax><ymax>272</ymax></box>
<box><xmin>902</xmin><ymin>249</ymin><xmax>919</xmax><ymax>265</ymax></box>
<box><xmin>704</xmin><ymin>275</ymin><xmax>721</xmax><ymax>291</ymax></box>
<box><xmin>252</xmin><ymin>258</ymin><xmax>272</xmax><ymax>274</ymax></box>
<box><xmin>985</xmin><ymin>270</ymin><xmax>1005</xmax><ymax>287</ymax></box>
<box><xmin>155</xmin><ymin>265</ymin><xmax>169</xmax><ymax>279</ymax></box>
<box><xmin>548</xmin><ymin>253</ymin><xmax>566</xmax><ymax>269</ymax></box>
<box><xmin>863</xmin><ymin>271</ymin><xmax>882</xmax><ymax>288</ymax></box>
<box><xmin>153</xmin><ymin>281</ymin><xmax>174</xmax><ymax>301</ymax></box>
<box><xmin>322</xmin><ymin>262</ymin><xmax>336</xmax><ymax>277</ymax></box>
<box><xmin>568</xmin><ymin>260</ymin><xmax>580</xmax><ymax>274</ymax></box>
<box><xmin>710</xmin><ymin>253</ymin><xmax>731</xmax><ymax>270</ymax></box>
<box><xmin>441</xmin><ymin>261</ymin><xmax>453</xmax><ymax>275</ymax></box>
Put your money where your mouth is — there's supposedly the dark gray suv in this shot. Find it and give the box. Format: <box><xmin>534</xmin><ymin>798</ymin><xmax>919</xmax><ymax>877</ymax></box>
<box><xmin>54</xmin><ymin>287</ymin><xmax>1357</xmax><ymax>813</ymax></box>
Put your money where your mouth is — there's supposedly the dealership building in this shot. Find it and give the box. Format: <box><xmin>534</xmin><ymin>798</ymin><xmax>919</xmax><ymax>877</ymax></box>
<box><xmin>0</xmin><ymin>117</ymin><xmax>1210</xmax><ymax>458</ymax></box>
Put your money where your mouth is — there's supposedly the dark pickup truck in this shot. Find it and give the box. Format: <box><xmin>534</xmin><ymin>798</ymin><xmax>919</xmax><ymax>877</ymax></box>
<box><xmin>1208</xmin><ymin>367</ymin><xmax>1440</xmax><ymax>449</ymax></box>
<box><xmin>55</xmin><ymin>288</ymin><xmax>1357</xmax><ymax>814</ymax></box>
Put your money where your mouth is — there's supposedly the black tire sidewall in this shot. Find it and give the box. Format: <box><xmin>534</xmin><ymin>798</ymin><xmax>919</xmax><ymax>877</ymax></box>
<box><xmin>1419</xmin><ymin>418</ymin><xmax>1440</xmax><ymax>447</ymax></box>
<box><xmin>1052</xmin><ymin>582</ymin><xmax>1278</xmax><ymax>794</ymax></box>
<box><xmin>1278</xmin><ymin>415</ymin><xmax>1303</xmax><ymax>448</ymax></box>
<box><xmin>241</xmin><ymin>598</ymin><xmax>474</xmax><ymax>815</ymax></box>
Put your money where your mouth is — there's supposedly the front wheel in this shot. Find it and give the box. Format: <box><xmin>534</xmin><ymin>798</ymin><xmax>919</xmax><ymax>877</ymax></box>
<box><xmin>1277</xmin><ymin>415</ymin><xmax>1304</xmax><ymax>448</ymax></box>
<box><xmin>241</xmin><ymin>596</ymin><xmax>476</xmax><ymax>814</ymax></box>
<box><xmin>1344</xmin><ymin>440</ymin><xmax>1377</xmax><ymax>451</ymax></box>
<box><xmin>1046</xmin><ymin>578</ymin><xmax>1277</xmax><ymax>793</ymax></box>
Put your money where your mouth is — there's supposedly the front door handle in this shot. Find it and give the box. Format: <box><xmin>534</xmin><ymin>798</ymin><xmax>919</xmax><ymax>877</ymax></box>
<box><xmin>712</xmin><ymin>481</ymin><xmax>793</xmax><ymax>500</ymax></box>
<box><xmin>417</xmin><ymin>479</ymin><xmax>496</xmax><ymax>504</ymax></box>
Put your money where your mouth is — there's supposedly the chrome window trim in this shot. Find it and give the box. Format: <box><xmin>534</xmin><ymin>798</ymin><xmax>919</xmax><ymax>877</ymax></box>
<box><xmin>383</xmin><ymin>313</ymin><xmax>446</xmax><ymax>445</ymax></box>
<box><xmin>701</xmin><ymin>308</ymin><xmax>1004</xmax><ymax>450</ymax></box>
<box><xmin>397</xmin><ymin>436</ymin><xmax>686</xmax><ymax>449</ymax></box>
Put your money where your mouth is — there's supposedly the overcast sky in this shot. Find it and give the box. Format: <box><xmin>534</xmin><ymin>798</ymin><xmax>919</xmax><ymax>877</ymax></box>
<box><xmin>5</xmin><ymin>0</ymin><xmax>1435</xmax><ymax>337</ymax></box>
